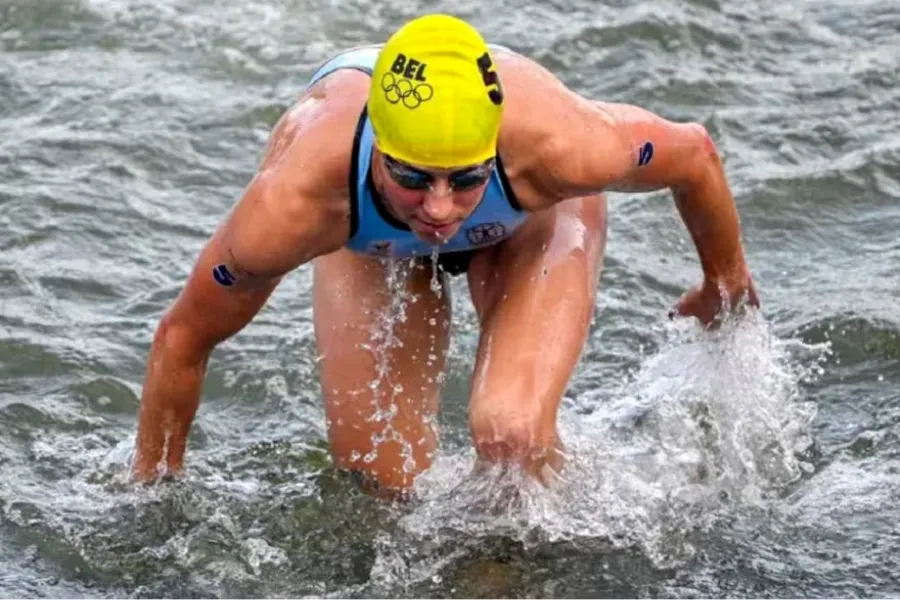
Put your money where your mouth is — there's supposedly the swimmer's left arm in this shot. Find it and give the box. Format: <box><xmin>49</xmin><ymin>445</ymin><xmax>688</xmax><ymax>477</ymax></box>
<box><xmin>590</xmin><ymin>101</ymin><xmax>752</xmax><ymax>291</ymax></box>
<box><xmin>500</xmin><ymin>53</ymin><xmax>757</xmax><ymax>321</ymax></box>
<box><xmin>559</xmin><ymin>100</ymin><xmax>757</xmax><ymax>321</ymax></box>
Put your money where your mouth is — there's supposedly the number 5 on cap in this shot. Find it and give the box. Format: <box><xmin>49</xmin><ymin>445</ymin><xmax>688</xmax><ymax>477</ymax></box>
<box><xmin>476</xmin><ymin>52</ymin><xmax>503</xmax><ymax>105</ymax></box>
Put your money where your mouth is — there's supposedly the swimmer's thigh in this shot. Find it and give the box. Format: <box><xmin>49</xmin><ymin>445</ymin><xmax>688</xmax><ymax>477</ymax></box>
<box><xmin>312</xmin><ymin>248</ymin><xmax>451</xmax><ymax>492</ymax></box>
<box><xmin>465</xmin><ymin>194</ymin><xmax>608</xmax><ymax>478</ymax></box>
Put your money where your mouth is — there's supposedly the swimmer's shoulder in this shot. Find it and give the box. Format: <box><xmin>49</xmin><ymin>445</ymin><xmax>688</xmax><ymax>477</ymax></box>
<box><xmin>262</xmin><ymin>69</ymin><xmax>370</xmax><ymax>185</ymax></box>
<box><xmin>237</xmin><ymin>70</ymin><xmax>368</xmax><ymax>255</ymax></box>
<box><xmin>491</xmin><ymin>47</ymin><xmax>606</xmax><ymax>208</ymax></box>
<box><xmin>491</xmin><ymin>46</ymin><xmax>582</xmax><ymax>151</ymax></box>
<box><xmin>260</xmin><ymin>71</ymin><xmax>369</xmax><ymax>206</ymax></box>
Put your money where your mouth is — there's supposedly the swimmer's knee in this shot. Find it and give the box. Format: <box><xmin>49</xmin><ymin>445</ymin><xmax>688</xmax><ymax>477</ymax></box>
<box><xmin>329</xmin><ymin>439</ymin><xmax>434</xmax><ymax>497</ymax></box>
<box><xmin>339</xmin><ymin>468</ymin><xmax>416</xmax><ymax>502</ymax></box>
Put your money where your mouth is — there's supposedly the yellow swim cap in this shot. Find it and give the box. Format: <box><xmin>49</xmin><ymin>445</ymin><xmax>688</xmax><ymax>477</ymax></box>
<box><xmin>367</xmin><ymin>14</ymin><xmax>505</xmax><ymax>168</ymax></box>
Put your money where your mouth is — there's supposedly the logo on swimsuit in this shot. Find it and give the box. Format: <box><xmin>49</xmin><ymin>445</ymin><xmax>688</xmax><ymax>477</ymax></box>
<box><xmin>466</xmin><ymin>222</ymin><xmax>507</xmax><ymax>246</ymax></box>
<box><xmin>381</xmin><ymin>72</ymin><xmax>433</xmax><ymax>109</ymax></box>
<box><xmin>369</xmin><ymin>240</ymin><xmax>393</xmax><ymax>256</ymax></box>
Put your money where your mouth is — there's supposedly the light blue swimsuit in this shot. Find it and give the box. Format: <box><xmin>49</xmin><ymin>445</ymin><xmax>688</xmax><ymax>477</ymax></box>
<box><xmin>308</xmin><ymin>45</ymin><xmax>527</xmax><ymax>262</ymax></box>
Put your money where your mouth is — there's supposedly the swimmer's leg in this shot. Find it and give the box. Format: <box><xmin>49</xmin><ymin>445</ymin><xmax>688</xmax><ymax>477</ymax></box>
<box><xmin>312</xmin><ymin>249</ymin><xmax>450</xmax><ymax>497</ymax></box>
<box><xmin>466</xmin><ymin>194</ymin><xmax>608</xmax><ymax>484</ymax></box>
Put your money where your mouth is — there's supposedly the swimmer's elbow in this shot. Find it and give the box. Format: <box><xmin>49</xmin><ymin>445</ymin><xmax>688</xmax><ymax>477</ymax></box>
<box><xmin>687</xmin><ymin>122</ymin><xmax>720</xmax><ymax>161</ymax></box>
<box><xmin>674</xmin><ymin>122</ymin><xmax>725</xmax><ymax>190</ymax></box>
<box><xmin>153</xmin><ymin>310</ymin><xmax>216</xmax><ymax>366</ymax></box>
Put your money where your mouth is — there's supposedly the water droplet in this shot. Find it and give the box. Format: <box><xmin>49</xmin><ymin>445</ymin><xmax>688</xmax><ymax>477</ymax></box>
<box><xmin>429</xmin><ymin>247</ymin><xmax>443</xmax><ymax>298</ymax></box>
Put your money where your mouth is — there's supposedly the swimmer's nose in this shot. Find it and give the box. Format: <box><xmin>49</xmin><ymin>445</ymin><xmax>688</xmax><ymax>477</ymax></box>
<box><xmin>421</xmin><ymin>184</ymin><xmax>454</xmax><ymax>221</ymax></box>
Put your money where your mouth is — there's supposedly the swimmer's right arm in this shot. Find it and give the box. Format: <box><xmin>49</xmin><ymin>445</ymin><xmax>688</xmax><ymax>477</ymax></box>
<box><xmin>132</xmin><ymin>167</ymin><xmax>348</xmax><ymax>482</ymax></box>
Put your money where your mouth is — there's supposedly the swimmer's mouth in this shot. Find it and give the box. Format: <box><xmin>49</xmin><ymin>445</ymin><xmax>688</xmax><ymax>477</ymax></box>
<box><xmin>413</xmin><ymin>218</ymin><xmax>458</xmax><ymax>238</ymax></box>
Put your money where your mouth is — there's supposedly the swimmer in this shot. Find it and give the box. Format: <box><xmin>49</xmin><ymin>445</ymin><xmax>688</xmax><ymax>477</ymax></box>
<box><xmin>132</xmin><ymin>14</ymin><xmax>759</xmax><ymax>495</ymax></box>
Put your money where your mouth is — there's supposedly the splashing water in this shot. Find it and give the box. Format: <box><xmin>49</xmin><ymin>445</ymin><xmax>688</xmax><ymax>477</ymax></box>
<box><xmin>429</xmin><ymin>247</ymin><xmax>443</xmax><ymax>299</ymax></box>
<box><xmin>352</xmin><ymin>258</ymin><xmax>418</xmax><ymax>470</ymax></box>
<box><xmin>367</xmin><ymin>311</ymin><xmax>831</xmax><ymax>590</ymax></box>
<box><xmin>352</xmin><ymin>254</ymin><xmax>450</xmax><ymax>475</ymax></box>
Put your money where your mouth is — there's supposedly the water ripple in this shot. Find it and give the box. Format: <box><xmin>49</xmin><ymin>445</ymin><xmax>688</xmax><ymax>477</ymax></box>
<box><xmin>1</xmin><ymin>0</ymin><xmax>898</xmax><ymax>596</ymax></box>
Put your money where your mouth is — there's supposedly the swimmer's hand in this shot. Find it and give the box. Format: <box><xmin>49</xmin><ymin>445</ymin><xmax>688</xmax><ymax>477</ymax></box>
<box><xmin>669</xmin><ymin>272</ymin><xmax>759</xmax><ymax>328</ymax></box>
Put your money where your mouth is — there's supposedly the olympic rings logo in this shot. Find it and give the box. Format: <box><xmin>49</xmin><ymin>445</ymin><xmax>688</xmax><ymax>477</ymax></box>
<box><xmin>381</xmin><ymin>73</ymin><xmax>433</xmax><ymax>109</ymax></box>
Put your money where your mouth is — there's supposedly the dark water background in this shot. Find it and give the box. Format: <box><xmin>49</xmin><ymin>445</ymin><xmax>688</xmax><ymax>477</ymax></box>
<box><xmin>2</xmin><ymin>0</ymin><xmax>899</xmax><ymax>597</ymax></box>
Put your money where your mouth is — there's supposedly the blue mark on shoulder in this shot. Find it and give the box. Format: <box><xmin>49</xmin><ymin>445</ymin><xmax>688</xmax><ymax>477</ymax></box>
<box><xmin>638</xmin><ymin>141</ymin><xmax>654</xmax><ymax>167</ymax></box>
<box><xmin>213</xmin><ymin>264</ymin><xmax>236</xmax><ymax>286</ymax></box>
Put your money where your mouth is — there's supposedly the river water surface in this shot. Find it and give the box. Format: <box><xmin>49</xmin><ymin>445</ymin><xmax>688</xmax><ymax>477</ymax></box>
<box><xmin>1</xmin><ymin>0</ymin><xmax>899</xmax><ymax>597</ymax></box>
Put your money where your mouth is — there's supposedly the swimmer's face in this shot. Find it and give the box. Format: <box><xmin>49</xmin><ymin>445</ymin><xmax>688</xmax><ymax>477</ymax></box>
<box><xmin>376</xmin><ymin>151</ymin><xmax>494</xmax><ymax>244</ymax></box>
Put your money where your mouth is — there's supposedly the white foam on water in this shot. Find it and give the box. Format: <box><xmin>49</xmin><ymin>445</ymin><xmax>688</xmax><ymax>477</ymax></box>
<box><xmin>368</xmin><ymin>311</ymin><xmax>831</xmax><ymax>589</ymax></box>
<box><xmin>784</xmin><ymin>456</ymin><xmax>900</xmax><ymax>535</ymax></box>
